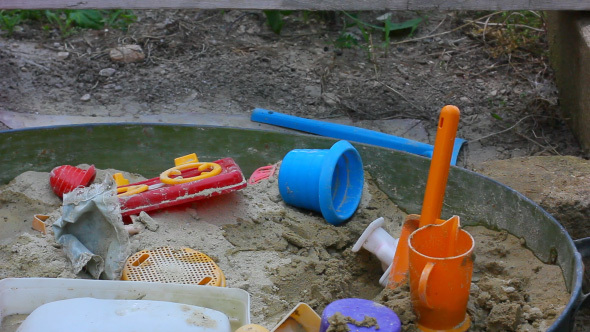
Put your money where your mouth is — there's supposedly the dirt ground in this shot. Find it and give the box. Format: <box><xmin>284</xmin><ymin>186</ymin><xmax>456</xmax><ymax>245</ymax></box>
<box><xmin>0</xmin><ymin>8</ymin><xmax>588</xmax><ymax>332</ymax></box>
<box><xmin>0</xmin><ymin>10</ymin><xmax>586</xmax><ymax>165</ymax></box>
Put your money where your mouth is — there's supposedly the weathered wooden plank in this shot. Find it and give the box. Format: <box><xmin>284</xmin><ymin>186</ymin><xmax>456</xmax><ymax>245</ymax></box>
<box><xmin>2</xmin><ymin>0</ymin><xmax>590</xmax><ymax>10</ymax></box>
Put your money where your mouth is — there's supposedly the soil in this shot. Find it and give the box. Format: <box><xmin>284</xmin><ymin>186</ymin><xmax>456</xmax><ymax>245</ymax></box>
<box><xmin>0</xmin><ymin>8</ymin><xmax>587</xmax><ymax>332</ymax></box>
<box><xmin>0</xmin><ymin>10</ymin><xmax>586</xmax><ymax>166</ymax></box>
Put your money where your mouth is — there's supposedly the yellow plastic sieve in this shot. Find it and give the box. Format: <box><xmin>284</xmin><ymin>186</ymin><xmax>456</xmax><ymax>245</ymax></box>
<box><xmin>121</xmin><ymin>247</ymin><xmax>226</xmax><ymax>287</ymax></box>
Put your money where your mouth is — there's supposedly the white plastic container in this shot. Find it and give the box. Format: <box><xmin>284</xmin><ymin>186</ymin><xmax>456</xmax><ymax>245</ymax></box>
<box><xmin>0</xmin><ymin>278</ymin><xmax>250</xmax><ymax>332</ymax></box>
<box><xmin>17</xmin><ymin>298</ymin><xmax>231</xmax><ymax>332</ymax></box>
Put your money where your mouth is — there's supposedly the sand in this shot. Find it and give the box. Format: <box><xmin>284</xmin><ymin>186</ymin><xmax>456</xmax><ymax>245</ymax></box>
<box><xmin>0</xmin><ymin>165</ymin><xmax>570</xmax><ymax>331</ymax></box>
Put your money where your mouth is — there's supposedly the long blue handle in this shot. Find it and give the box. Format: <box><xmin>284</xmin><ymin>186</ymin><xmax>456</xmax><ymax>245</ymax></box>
<box><xmin>251</xmin><ymin>108</ymin><xmax>466</xmax><ymax>165</ymax></box>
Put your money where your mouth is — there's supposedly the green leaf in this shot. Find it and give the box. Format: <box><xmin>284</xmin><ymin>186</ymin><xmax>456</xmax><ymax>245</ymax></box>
<box><xmin>104</xmin><ymin>9</ymin><xmax>136</xmax><ymax>30</ymax></box>
<box><xmin>342</xmin><ymin>11</ymin><xmax>423</xmax><ymax>42</ymax></box>
<box><xmin>385</xmin><ymin>17</ymin><xmax>423</xmax><ymax>35</ymax></box>
<box><xmin>342</xmin><ymin>11</ymin><xmax>382</xmax><ymax>30</ymax></box>
<box><xmin>263</xmin><ymin>10</ymin><xmax>284</xmax><ymax>35</ymax></box>
<box><xmin>334</xmin><ymin>33</ymin><xmax>358</xmax><ymax>49</ymax></box>
<box><xmin>43</xmin><ymin>10</ymin><xmax>60</xmax><ymax>25</ymax></box>
<box><xmin>0</xmin><ymin>10</ymin><xmax>22</xmax><ymax>33</ymax></box>
<box><xmin>68</xmin><ymin>10</ymin><xmax>103</xmax><ymax>29</ymax></box>
<box><xmin>490</xmin><ymin>112</ymin><xmax>504</xmax><ymax>120</ymax></box>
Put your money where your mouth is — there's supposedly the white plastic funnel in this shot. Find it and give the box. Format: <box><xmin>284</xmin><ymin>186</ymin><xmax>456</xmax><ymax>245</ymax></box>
<box><xmin>352</xmin><ymin>217</ymin><xmax>398</xmax><ymax>287</ymax></box>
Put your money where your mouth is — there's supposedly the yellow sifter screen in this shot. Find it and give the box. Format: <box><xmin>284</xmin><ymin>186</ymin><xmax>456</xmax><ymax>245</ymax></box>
<box><xmin>121</xmin><ymin>247</ymin><xmax>226</xmax><ymax>287</ymax></box>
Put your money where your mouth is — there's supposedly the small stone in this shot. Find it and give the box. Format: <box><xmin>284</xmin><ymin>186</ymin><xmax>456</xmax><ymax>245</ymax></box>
<box><xmin>490</xmin><ymin>90</ymin><xmax>498</xmax><ymax>96</ymax></box>
<box><xmin>136</xmin><ymin>211</ymin><xmax>159</xmax><ymax>231</ymax></box>
<box><xmin>109</xmin><ymin>44</ymin><xmax>145</xmax><ymax>63</ymax></box>
<box><xmin>80</xmin><ymin>94</ymin><xmax>91</xmax><ymax>102</ymax></box>
<box><xmin>269</xmin><ymin>194</ymin><xmax>282</xmax><ymax>203</ymax></box>
<box><xmin>304</xmin><ymin>85</ymin><xmax>322</xmax><ymax>99</ymax></box>
<box><xmin>99</xmin><ymin>68</ymin><xmax>116</xmax><ymax>77</ymax></box>
<box><xmin>460</xmin><ymin>96</ymin><xmax>470</xmax><ymax>104</ymax></box>
<box><xmin>322</xmin><ymin>92</ymin><xmax>340</xmax><ymax>107</ymax></box>
<box><xmin>57</xmin><ymin>52</ymin><xmax>70</xmax><ymax>60</ymax></box>
<box><xmin>503</xmin><ymin>286</ymin><xmax>516</xmax><ymax>293</ymax></box>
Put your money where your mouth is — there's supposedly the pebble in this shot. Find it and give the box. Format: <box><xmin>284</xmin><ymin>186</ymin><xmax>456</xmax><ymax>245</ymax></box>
<box><xmin>109</xmin><ymin>45</ymin><xmax>145</xmax><ymax>63</ymax></box>
<box><xmin>322</xmin><ymin>92</ymin><xmax>340</xmax><ymax>107</ymax></box>
<box><xmin>460</xmin><ymin>96</ymin><xmax>471</xmax><ymax>104</ymax></box>
<box><xmin>304</xmin><ymin>85</ymin><xmax>321</xmax><ymax>99</ymax></box>
<box><xmin>99</xmin><ymin>68</ymin><xmax>116</xmax><ymax>77</ymax></box>
<box><xmin>136</xmin><ymin>211</ymin><xmax>159</xmax><ymax>231</ymax></box>
<box><xmin>503</xmin><ymin>286</ymin><xmax>516</xmax><ymax>293</ymax></box>
<box><xmin>57</xmin><ymin>52</ymin><xmax>70</xmax><ymax>60</ymax></box>
<box><xmin>80</xmin><ymin>94</ymin><xmax>91</xmax><ymax>102</ymax></box>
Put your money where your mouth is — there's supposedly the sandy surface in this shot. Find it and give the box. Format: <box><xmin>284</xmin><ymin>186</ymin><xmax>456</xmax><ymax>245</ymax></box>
<box><xmin>0</xmin><ymin>165</ymin><xmax>569</xmax><ymax>331</ymax></box>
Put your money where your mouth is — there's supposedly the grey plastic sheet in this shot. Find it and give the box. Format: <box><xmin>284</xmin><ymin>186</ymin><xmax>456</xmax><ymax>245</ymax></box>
<box><xmin>53</xmin><ymin>178</ymin><xmax>129</xmax><ymax>280</ymax></box>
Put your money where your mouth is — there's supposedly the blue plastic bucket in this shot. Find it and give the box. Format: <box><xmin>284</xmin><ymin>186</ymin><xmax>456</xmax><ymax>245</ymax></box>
<box><xmin>278</xmin><ymin>140</ymin><xmax>364</xmax><ymax>225</ymax></box>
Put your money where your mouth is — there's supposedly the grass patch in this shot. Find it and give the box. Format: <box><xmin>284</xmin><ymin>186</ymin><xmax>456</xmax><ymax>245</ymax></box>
<box><xmin>466</xmin><ymin>11</ymin><xmax>547</xmax><ymax>58</ymax></box>
<box><xmin>0</xmin><ymin>9</ymin><xmax>136</xmax><ymax>36</ymax></box>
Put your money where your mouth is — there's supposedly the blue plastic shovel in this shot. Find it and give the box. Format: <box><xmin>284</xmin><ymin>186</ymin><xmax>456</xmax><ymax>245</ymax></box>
<box><xmin>250</xmin><ymin>108</ymin><xmax>466</xmax><ymax>165</ymax></box>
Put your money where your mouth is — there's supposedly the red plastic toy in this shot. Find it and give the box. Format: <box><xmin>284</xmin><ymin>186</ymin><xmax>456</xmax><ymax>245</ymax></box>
<box><xmin>117</xmin><ymin>157</ymin><xmax>246</xmax><ymax>218</ymax></box>
<box><xmin>49</xmin><ymin>165</ymin><xmax>96</xmax><ymax>198</ymax></box>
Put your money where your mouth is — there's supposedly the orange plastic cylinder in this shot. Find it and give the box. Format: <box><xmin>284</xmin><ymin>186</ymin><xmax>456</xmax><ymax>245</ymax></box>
<box><xmin>408</xmin><ymin>216</ymin><xmax>474</xmax><ymax>332</ymax></box>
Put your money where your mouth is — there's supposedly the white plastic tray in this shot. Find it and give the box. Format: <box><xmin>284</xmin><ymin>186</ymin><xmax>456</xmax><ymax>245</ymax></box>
<box><xmin>0</xmin><ymin>278</ymin><xmax>250</xmax><ymax>331</ymax></box>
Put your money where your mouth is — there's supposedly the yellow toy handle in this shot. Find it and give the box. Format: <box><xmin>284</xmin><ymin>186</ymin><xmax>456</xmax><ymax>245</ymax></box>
<box><xmin>117</xmin><ymin>184</ymin><xmax>149</xmax><ymax>197</ymax></box>
<box><xmin>160</xmin><ymin>162</ymin><xmax>222</xmax><ymax>185</ymax></box>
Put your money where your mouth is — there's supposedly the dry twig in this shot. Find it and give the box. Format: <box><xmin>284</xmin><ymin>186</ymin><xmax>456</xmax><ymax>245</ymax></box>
<box><xmin>470</xmin><ymin>115</ymin><xmax>534</xmax><ymax>143</ymax></box>
<box><xmin>376</xmin><ymin>80</ymin><xmax>425</xmax><ymax>115</ymax></box>
<box><xmin>391</xmin><ymin>11</ymin><xmax>503</xmax><ymax>45</ymax></box>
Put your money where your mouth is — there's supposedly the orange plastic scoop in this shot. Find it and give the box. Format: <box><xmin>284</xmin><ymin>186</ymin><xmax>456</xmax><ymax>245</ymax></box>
<box><xmin>387</xmin><ymin>105</ymin><xmax>460</xmax><ymax>289</ymax></box>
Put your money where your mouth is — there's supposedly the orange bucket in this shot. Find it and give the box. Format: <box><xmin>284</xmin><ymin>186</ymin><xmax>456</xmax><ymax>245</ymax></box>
<box><xmin>408</xmin><ymin>216</ymin><xmax>474</xmax><ymax>332</ymax></box>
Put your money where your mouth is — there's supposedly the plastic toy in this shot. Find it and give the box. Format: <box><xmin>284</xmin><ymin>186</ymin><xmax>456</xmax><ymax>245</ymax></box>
<box><xmin>408</xmin><ymin>216</ymin><xmax>474</xmax><ymax>332</ymax></box>
<box><xmin>121</xmin><ymin>247</ymin><xmax>226</xmax><ymax>287</ymax></box>
<box><xmin>389</xmin><ymin>105</ymin><xmax>460</xmax><ymax>288</ymax></box>
<box><xmin>319</xmin><ymin>298</ymin><xmax>401</xmax><ymax>332</ymax></box>
<box><xmin>49</xmin><ymin>164</ymin><xmax>96</xmax><ymax>198</ymax></box>
<box><xmin>271</xmin><ymin>303</ymin><xmax>321</xmax><ymax>332</ymax></box>
<box><xmin>251</xmin><ymin>108</ymin><xmax>466</xmax><ymax>166</ymax></box>
<box><xmin>278</xmin><ymin>140</ymin><xmax>364</xmax><ymax>225</ymax></box>
<box><xmin>352</xmin><ymin>217</ymin><xmax>398</xmax><ymax>287</ymax></box>
<box><xmin>248</xmin><ymin>164</ymin><xmax>277</xmax><ymax>185</ymax></box>
<box><xmin>115</xmin><ymin>153</ymin><xmax>247</xmax><ymax>218</ymax></box>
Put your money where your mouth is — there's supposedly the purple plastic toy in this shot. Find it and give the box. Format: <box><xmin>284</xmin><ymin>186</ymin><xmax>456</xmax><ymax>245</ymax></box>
<box><xmin>320</xmin><ymin>298</ymin><xmax>401</xmax><ymax>332</ymax></box>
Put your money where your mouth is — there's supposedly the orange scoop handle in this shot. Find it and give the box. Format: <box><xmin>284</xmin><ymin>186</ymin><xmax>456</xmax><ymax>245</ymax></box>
<box><xmin>419</xmin><ymin>105</ymin><xmax>460</xmax><ymax>228</ymax></box>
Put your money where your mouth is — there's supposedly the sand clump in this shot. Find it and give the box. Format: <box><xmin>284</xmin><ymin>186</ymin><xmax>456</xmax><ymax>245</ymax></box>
<box><xmin>0</xmin><ymin>165</ymin><xmax>570</xmax><ymax>331</ymax></box>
